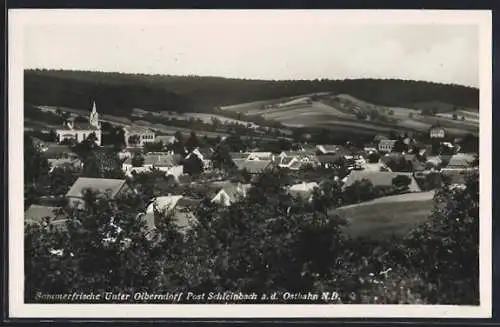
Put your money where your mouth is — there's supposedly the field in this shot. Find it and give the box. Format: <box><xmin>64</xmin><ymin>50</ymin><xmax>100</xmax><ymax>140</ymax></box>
<box><xmin>335</xmin><ymin>191</ymin><xmax>435</xmax><ymax>239</ymax></box>
<box><xmin>221</xmin><ymin>93</ymin><xmax>479</xmax><ymax>136</ymax></box>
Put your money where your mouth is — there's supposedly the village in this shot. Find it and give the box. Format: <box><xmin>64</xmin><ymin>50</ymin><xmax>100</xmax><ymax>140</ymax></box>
<box><xmin>25</xmin><ymin>100</ymin><xmax>480</xmax><ymax>239</ymax></box>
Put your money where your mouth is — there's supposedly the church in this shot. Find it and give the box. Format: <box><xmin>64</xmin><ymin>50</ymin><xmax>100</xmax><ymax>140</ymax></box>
<box><xmin>55</xmin><ymin>101</ymin><xmax>102</xmax><ymax>146</ymax></box>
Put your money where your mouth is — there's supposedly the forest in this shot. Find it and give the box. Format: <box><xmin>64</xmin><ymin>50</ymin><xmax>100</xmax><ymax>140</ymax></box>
<box><xmin>24</xmin><ymin>70</ymin><xmax>479</xmax><ymax>117</ymax></box>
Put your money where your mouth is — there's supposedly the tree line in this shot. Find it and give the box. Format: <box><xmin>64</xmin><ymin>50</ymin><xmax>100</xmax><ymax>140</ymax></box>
<box><xmin>25</xmin><ymin>70</ymin><xmax>479</xmax><ymax>116</ymax></box>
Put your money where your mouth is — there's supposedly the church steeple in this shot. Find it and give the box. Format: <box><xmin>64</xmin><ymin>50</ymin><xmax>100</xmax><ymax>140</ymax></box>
<box><xmin>89</xmin><ymin>100</ymin><xmax>100</xmax><ymax>128</ymax></box>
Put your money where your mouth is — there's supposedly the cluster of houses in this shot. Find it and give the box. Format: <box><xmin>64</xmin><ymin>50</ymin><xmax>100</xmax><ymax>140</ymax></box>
<box><xmin>26</xmin><ymin>103</ymin><xmax>479</xmax><ymax>239</ymax></box>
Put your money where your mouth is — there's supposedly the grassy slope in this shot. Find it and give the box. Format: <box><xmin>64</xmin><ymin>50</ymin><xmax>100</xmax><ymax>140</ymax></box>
<box><xmin>335</xmin><ymin>191</ymin><xmax>435</xmax><ymax>239</ymax></box>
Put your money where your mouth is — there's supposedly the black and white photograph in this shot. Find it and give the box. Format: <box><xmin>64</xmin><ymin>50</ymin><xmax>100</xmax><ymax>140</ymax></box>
<box><xmin>8</xmin><ymin>9</ymin><xmax>492</xmax><ymax>318</ymax></box>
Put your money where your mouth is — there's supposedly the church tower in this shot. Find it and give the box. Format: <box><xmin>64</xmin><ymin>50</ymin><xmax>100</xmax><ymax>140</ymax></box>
<box><xmin>89</xmin><ymin>100</ymin><xmax>100</xmax><ymax>128</ymax></box>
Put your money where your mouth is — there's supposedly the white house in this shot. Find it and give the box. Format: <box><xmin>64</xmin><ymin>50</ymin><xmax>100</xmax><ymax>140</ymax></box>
<box><xmin>378</xmin><ymin>140</ymin><xmax>397</xmax><ymax>153</ymax></box>
<box><xmin>211</xmin><ymin>182</ymin><xmax>252</xmax><ymax>206</ymax></box>
<box><xmin>247</xmin><ymin>151</ymin><xmax>274</xmax><ymax>161</ymax></box>
<box><xmin>123</xmin><ymin>126</ymin><xmax>156</xmax><ymax>147</ymax></box>
<box><xmin>122</xmin><ymin>153</ymin><xmax>183</xmax><ymax>178</ymax></box>
<box><xmin>55</xmin><ymin>101</ymin><xmax>102</xmax><ymax>145</ymax></box>
<box><xmin>288</xmin><ymin>182</ymin><xmax>319</xmax><ymax>202</ymax></box>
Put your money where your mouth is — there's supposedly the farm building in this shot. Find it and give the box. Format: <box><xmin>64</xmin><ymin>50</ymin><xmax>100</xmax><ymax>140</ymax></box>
<box><xmin>122</xmin><ymin>152</ymin><xmax>184</xmax><ymax>178</ymax></box>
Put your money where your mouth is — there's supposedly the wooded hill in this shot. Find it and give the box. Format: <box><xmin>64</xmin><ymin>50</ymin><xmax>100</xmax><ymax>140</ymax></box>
<box><xmin>24</xmin><ymin>69</ymin><xmax>479</xmax><ymax>116</ymax></box>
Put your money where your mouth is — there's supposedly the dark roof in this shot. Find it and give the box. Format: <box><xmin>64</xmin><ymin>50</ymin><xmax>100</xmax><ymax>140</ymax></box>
<box><xmin>316</xmin><ymin>154</ymin><xmax>341</xmax><ymax>163</ymax></box>
<box><xmin>343</xmin><ymin>171</ymin><xmax>421</xmax><ymax>192</ymax></box>
<box><xmin>25</xmin><ymin>205</ymin><xmax>67</xmax><ymax>225</ymax></box>
<box><xmin>124</xmin><ymin>125</ymin><xmax>153</xmax><ymax>134</ymax></box>
<box><xmin>66</xmin><ymin>177</ymin><xmax>128</xmax><ymax>198</ymax></box>
<box><xmin>235</xmin><ymin>160</ymin><xmax>272</xmax><ymax>174</ymax></box>
<box><xmin>446</xmin><ymin>154</ymin><xmax>476</xmax><ymax>168</ymax></box>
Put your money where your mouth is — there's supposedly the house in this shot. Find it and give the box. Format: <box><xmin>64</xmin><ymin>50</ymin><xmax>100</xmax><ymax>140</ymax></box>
<box><xmin>47</xmin><ymin>157</ymin><xmax>83</xmax><ymax>172</ymax></box>
<box><xmin>278</xmin><ymin>151</ymin><xmax>318</xmax><ymax>169</ymax></box>
<box><xmin>288</xmin><ymin>182</ymin><xmax>319</xmax><ymax>201</ymax></box>
<box><xmin>155</xmin><ymin>135</ymin><xmax>178</xmax><ymax>145</ymax></box>
<box><xmin>122</xmin><ymin>152</ymin><xmax>184</xmax><ymax>178</ymax></box>
<box><xmin>247</xmin><ymin>151</ymin><xmax>274</xmax><ymax>161</ymax></box>
<box><xmin>316</xmin><ymin>154</ymin><xmax>342</xmax><ymax>169</ymax></box>
<box><xmin>234</xmin><ymin>159</ymin><xmax>272</xmax><ymax>174</ymax></box>
<box><xmin>279</xmin><ymin>157</ymin><xmax>302</xmax><ymax>170</ymax></box>
<box><xmin>185</xmin><ymin>147</ymin><xmax>214</xmax><ymax>170</ymax></box>
<box><xmin>123</xmin><ymin>125</ymin><xmax>156</xmax><ymax>147</ymax></box>
<box><xmin>342</xmin><ymin>170</ymin><xmax>421</xmax><ymax>192</ymax></box>
<box><xmin>211</xmin><ymin>182</ymin><xmax>252</xmax><ymax>206</ymax></box>
<box><xmin>429</xmin><ymin>125</ymin><xmax>446</xmax><ymax>139</ymax></box>
<box><xmin>55</xmin><ymin>101</ymin><xmax>102</xmax><ymax>145</ymax></box>
<box><xmin>442</xmin><ymin>153</ymin><xmax>477</xmax><ymax>170</ymax></box>
<box><xmin>117</xmin><ymin>150</ymin><xmax>133</xmax><ymax>161</ymax></box>
<box><xmin>141</xmin><ymin>195</ymin><xmax>200</xmax><ymax>234</ymax></box>
<box><xmin>65</xmin><ymin>177</ymin><xmax>135</xmax><ymax>208</ymax></box>
<box><xmin>25</xmin><ymin>204</ymin><xmax>67</xmax><ymax>227</ymax></box>
<box><xmin>316</xmin><ymin>145</ymin><xmax>341</xmax><ymax>155</ymax></box>
<box><xmin>378</xmin><ymin>140</ymin><xmax>397</xmax><ymax>153</ymax></box>
<box><xmin>230</xmin><ymin>152</ymin><xmax>251</xmax><ymax>161</ymax></box>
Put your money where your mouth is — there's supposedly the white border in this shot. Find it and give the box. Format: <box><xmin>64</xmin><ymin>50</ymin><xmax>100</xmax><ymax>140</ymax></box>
<box><xmin>8</xmin><ymin>9</ymin><xmax>492</xmax><ymax>319</ymax></box>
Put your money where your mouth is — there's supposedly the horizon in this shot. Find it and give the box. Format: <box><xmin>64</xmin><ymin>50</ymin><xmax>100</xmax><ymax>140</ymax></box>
<box><xmin>15</xmin><ymin>10</ymin><xmax>480</xmax><ymax>88</ymax></box>
<box><xmin>25</xmin><ymin>68</ymin><xmax>478</xmax><ymax>89</ymax></box>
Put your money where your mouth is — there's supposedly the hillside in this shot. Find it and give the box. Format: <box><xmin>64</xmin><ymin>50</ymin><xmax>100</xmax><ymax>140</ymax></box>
<box><xmin>25</xmin><ymin>70</ymin><xmax>479</xmax><ymax>117</ymax></box>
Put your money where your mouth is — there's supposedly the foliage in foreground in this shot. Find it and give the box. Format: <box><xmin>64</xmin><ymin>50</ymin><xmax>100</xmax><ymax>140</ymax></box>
<box><xmin>25</xmin><ymin>165</ymin><xmax>479</xmax><ymax>304</ymax></box>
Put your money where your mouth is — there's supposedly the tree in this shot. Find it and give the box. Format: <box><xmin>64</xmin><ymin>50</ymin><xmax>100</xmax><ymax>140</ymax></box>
<box><xmin>392</xmin><ymin>175</ymin><xmax>411</xmax><ymax>190</ymax></box>
<box><xmin>185</xmin><ymin>131</ymin><xmax>199</xmax><ymax>153</ymax></box>
<box><xmin>403</xmin><ymin>173</ymin><xmax>479</xmax><ymax>304</ymax></box>
<box><xmin>183</xmin><ymin>154</ymin><xmax>204</xmax><ymax>176</ymax></box>
<box><xmin>128</xmin><ymin>135</ymin><xmax>141</xmax><ymax>147</ymax></box>
<box><xmin>143</xmin><ymin>141</ymin><xmax>164</xmax><ymax>153</ymax></box>
<box><xmin>212</xmin><ymin>143</ymin><xmax>235</xmax><ymax>172</ymax></box>
<box><xmin>367</xmin><ymin>152</ymin><xmax>381</xmax><ymax>164</ymax></box>
<box><xmin>342</xmin><ymin>179</ymin><xmax>375</xmax><ymax>204</ymax></box>
<box><xmin>131</xmin><ymin>153</ymin><xmax>145</xmax><ymax>167</ymax></box>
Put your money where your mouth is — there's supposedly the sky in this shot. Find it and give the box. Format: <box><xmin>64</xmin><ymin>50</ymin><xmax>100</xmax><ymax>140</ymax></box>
<box><xmin>19</xmin><ymin>10</ymin><xmax>480</xmax><ymax>87</ymax></box>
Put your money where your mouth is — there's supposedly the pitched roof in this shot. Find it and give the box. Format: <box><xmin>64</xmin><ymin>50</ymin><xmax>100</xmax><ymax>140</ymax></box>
<box><xmin>280</xmin><ymin>157</ymin><xmax>296</xmax><ymax>165</ymax></box>
<box><xmin>317</xmin><ymin>144</ymin><xmax>341</xmax><ymax>153</ymax></box>
<box><xmin>446</xmin><ymin>153</ymin><xmax>476</xmax><ymax>168</ymax></box>
<box><xmin>235</xmin><ymin>159</ymin><xmax>272</xmax><ymax>174</ymax></box>
<box><xmin>316</xmin><ymin>154</ymin><xmax>341</xmax><ymax>163</ymax></box>
<box><xmin>219</xmin><ymin>183</ymin><xmax>252</xmax><ymax>202</ymax></box>
<box><xmin>343</xmin><ymin>171</ymin><xmax>420</xmax><ymax>192</ymax></box>
<box><xmin>124</xmin><ymin>125</ymin><xmax>153</xmax><ymax>134</ymax></box>
<box><xmin>66</xmin><ymin>177</ymin><xmax>128</xmax><ymax>198</ymax></box>
<box><xmin>146</xmin><ymin>195</ymin><xmax>183</xmax><ymax>213</ymax></box>
<box><xmin>289</xmin><ymin>182</ymin><xmax>319</xmax><ymax>192</ymax></box>
<box><xmin>141</xmin><ymin>195</ymin><xmax>198</xmax><ymax>231</ymax></box>
<box><xmin>143</xmin><ymin>153</ymin><xmax>179</xmax><ymax>167</ymax></box>
<box><xmin>230</xmin><ymin>152</ymin><xmax>250</xmax><ymax>160</ymax></box>
<box><xmin>25</xmin><ymin>205</ymin><xmax>67</xmax><ymax>224</ymax></box>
